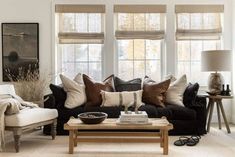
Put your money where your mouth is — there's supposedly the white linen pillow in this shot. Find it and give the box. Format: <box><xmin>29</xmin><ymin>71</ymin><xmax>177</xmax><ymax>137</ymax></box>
<box><xmin>101</xmin><ymin>90</ymin><xmax>143</xmax><ymax>108</ymax></box>
<box><xmin>74</xmin><ymin>73</ymin><xmax>84</xmax><ymax>84</ymax></box>
<box><xmin>60</xmin><ymin>74</ymin><xmax>86</xmax><ymax>109</ymax></box>
<box><xmin>166</xmin><ymin>74</ymin><xmax>187</xmax><ymax>106</ymax></box>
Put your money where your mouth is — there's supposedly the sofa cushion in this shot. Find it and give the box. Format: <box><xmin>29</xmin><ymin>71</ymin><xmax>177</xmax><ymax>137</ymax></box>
<box><xmin>138</xmin><ymin>104</ymin><xmax>158</xmax><ymax>118</ymax></box>
<box><xmin>49</xmin><ymin>84</ymin><xmax>66</xmax><ymax>106</ymax></box>
<box><xmin>142</xmin><ymin>76</ymin><xmax>171</xmax><ymax>107</ymax></box>
<box><xmin>57</xmin><ymin>105</ymin><xmax>85</xmax><ymax>120</ymax></box>
<box><xmin>114</xmin><ymin>77</ymin><xmax>141</xmax><ymax>92</ymax></box>
<box><xmin>165</xmin><ymin>104</ymin><xmax>197</xmax><ymax>120</ymax></box>
<box><xmin>5</xmin><ymin>108</ymin><xmax>58</xmax><ymax>127</ymax></box>
<box><xmin>183</xmin><ymin>83</ymin><xmax>199</xmax><ymax>107</ymax></box>
<box><xmin>83</xmin><ymin>74</ymin><xmax>114</xmax><ymax>108</ymax></box>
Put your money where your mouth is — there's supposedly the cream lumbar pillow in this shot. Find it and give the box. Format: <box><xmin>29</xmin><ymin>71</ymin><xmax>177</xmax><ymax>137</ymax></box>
<box><xmin>166</xmin><ymin>74</ymin><xmax>187</xmax><ymax>106</ymax></box>
<box><xmin>101</xmin><ymin>90</ymin><xmax>143</xmax><ymax>108</ymax></box>
<box><xmin>60</xmin><ymin>74</ymin><xmax>86</xmax><ymax>109</ymax></box>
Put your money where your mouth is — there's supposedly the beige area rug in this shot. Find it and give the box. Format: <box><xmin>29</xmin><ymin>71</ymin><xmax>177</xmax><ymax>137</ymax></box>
<box><xmin>2</xmin><ymin>125</ymin><xmax>235</xmax><ymax>157</ymax></box>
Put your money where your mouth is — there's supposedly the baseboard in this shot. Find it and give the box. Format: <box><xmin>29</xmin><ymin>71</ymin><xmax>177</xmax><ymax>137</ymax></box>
<box><xmin>210</xmin><ymin>113</ymin><xmax>232</xmax><ymax>123</ymax></box>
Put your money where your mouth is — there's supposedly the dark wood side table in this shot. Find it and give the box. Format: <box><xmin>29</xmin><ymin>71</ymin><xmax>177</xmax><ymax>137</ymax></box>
<box><xmin>206</xmin><ymin>95</ymin><xmax>233</xmax><ymax>133</ymax></box>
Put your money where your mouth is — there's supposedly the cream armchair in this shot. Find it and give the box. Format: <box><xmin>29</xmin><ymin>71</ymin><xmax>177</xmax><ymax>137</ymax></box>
<box><xmin>0</xmin><ymin>84</ymin><xmax>58</xmax><ymax>152</ymax></box>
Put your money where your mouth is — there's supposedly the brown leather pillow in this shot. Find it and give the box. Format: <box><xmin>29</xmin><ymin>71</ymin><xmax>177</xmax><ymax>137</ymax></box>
<box><xmin>83</xmin><ymin>74</ymin><xmax>114</xmax><ymax>107</ymax></box>
<box><xmin>142</xmin><ymin>76</ymin><xmax>171</xmax><ymax>107</ymax></box>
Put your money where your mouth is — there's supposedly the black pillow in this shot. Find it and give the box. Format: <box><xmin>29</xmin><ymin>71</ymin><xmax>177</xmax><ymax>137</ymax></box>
<box><xmin>114</xmin><ymin>77</ymin><xmax>142</xmax><ymax>92</ymax></box>
<box><xmin>49</xmin><ymin>84</ymin><xmax>67</xmax><ymax>104</ymax></box>
<box><xmin>183</xmin><ymin>83</ymin><xmax>199</xmax><ymax>107</ymax></box>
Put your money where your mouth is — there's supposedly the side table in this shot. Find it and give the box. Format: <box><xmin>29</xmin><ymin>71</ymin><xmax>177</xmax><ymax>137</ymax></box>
<box><xmin>206</xmin><ymin>95</ymin><xmax>233</xmax><ymax>133</ymax></box>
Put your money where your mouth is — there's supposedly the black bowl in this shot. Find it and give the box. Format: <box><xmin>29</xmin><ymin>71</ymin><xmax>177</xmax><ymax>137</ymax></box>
<box><xmin>78</xmin><ymin>112</ymin><xmax>108</xmax><ymax>124</ymax></box>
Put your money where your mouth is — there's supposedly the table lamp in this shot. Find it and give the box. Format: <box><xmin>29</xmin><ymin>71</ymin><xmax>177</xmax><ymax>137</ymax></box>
<box><xmin>201</xmin><ymin>50</ymin><xmax>232</xmax><ymax>94</ymax></box>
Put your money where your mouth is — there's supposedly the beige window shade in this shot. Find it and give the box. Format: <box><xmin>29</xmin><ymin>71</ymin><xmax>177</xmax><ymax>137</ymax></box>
<box><xmin>58</xmin><ymin>32</ymin><xmax>104</xmax><ymax>44</ymax></box>
<box><xmin>115</xmin><ymin>30</ymin><xmax>164</xmax><ymax>40</ymax></box>
<box><xmin>55</xmin><ymin>5</ymin><xmax>105</xmax><ymax>13</ymax></box>
<box><xmin>176</xmin><ymin>28</ymin><xmax>222</xmax><ymax>40</ymax></box>
<box><xmin>175</xmin><ymin>6</ymin><xmax>223</xmax><ymax>41</ymax></box>
<box><xmin>175</xmin><ymin>5</ymin><xmax>224</xmax><ymax>13</ymax></box>
<box><xmin>115</xmin><ymin>5</ymin><xmax>166</xmax><ymax>40</ymax></box>
<box><xmin>114</xmin><ymin>5</ymin><xmax>166</xmax><ymax>13</ymax></box>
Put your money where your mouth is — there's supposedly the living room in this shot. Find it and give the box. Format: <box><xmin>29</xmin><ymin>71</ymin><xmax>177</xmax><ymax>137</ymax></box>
<box><xmin>0</xmin><ymin>0</ymin><xmax>235</xmax><ymax>156</ymax></box>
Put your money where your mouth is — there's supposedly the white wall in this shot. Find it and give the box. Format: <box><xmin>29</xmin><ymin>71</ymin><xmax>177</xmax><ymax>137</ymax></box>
<box><xmin>0</xmin><ymin>0</ymin><xmax>52</xmax><ymax>82</ymax></box>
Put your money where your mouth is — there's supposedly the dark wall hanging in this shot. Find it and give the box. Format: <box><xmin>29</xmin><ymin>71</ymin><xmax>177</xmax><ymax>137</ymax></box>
<box><xmin>2</xmin><ymin>23</ymin><xmax>39</xmax><ymax>81</ymax></box>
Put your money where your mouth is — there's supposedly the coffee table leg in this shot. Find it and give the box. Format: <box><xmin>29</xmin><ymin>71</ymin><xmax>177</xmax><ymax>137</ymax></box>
<box><xmin>163</xmin><ymin>130</ymin><xmax>168</xmax><ymax>155</ymax></box>
<box><xmin>69</xmin><ymin>130</ymin><xmax>74</xmax><ymax>154</ymax></box>
<box><xmin>74</xmin><ymin>130</ymin><xmax>78</xmax><ymax>147</ymax></box>
<box><xmin>160</xmin><ymin>130</ymin><xmax>163</xmax><ymax>148</ymax></box>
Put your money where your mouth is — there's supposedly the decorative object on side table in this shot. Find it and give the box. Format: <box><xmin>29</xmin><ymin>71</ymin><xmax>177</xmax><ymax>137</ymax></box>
<box><xmin>78</xmin><ymin>112</ymin><xmax>107</xmax><ymax>124</ymax></box>
<box><xmin>201</xmin><ymin>50</ymin><xmax>232</xmax><ymax>94</ymax></box>
<box><xmin>221</xmin><ymin>84</ymin><xmax>231</xmax><ymax>96</ymax></box>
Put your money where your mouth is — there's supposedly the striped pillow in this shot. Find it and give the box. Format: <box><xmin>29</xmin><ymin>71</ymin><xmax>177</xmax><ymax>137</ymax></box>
<box><xmin>101</xmin><ymin>90</ymin><xmax>143</xmax><ymax>108</ymax></box>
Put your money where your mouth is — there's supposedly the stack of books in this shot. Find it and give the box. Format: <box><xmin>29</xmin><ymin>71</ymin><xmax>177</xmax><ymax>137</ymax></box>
<box><xmin>117</xmin><ymin>111</ymin><xmax>149</xmax><ymax>124</ymax></box>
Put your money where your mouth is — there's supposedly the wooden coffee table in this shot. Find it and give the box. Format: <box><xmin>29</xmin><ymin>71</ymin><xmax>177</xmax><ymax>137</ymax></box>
<box><xmin>64</xmin><ymin>118</ymin><xmax>173</xmax><ymax>155</ymax></box>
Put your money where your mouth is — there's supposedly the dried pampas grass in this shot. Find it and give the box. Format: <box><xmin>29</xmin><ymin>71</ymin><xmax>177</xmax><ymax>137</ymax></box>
<box><xmin>6</xmin><ymin>64</ymin><xmax>51</xmax><ymax>105</ymax></box>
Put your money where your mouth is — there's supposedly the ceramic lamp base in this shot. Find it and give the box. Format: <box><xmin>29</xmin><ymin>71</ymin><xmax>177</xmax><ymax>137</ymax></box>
<box><xmin>208</xmin><ymin>73</ymin><xmax>224</xmax><ymax>94</ymax></box>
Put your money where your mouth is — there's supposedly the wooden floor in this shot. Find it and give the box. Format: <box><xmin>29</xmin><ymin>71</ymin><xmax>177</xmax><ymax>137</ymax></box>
<box><xmin>2</xmin><ymin>123</ymin><xmax>235</xmax><ymax>157</ymax></box>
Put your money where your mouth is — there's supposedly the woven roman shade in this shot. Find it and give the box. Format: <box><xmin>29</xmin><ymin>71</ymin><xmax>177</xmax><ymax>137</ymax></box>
<box><xmin>58</xmin><ymin>32</ymin><xmax>104</xmax><ymax>44</ymax></box>
<box><xmin>175</xmin><ymin>5</ymin><xmax>223</xmax><ymax>40</ymax></box>
<box><xmin>56</xmin><ymin>5</ymin><xmax>105</xmax><ymax>44</ymax></box>
<box><xmin>115</xmin><ymin>31</ymin><xmax>164</xmax><ymax>40</ymax></box>
<box><xmin>55</xmin><ymin>4</ymin><xmax>105</xmax><ymax>13</ymax></box>
<box><xmin>115</xmin><ymin>5</ymin><xmax>166</xmax><ymax>40</ymax></box>
<box><xmin>175</xmin><ymin>5</ymin><xmax>224</xmax><ymax>13</ymax></box>
<box><xmin>114</xmin><ymin>5</ymin><xmax>166</xmax><ymax>13</ymax></box>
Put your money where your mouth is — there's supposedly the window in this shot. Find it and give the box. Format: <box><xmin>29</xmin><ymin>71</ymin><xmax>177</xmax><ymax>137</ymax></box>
<box><xmin>115</xmin><ymin>5</ymin><xmax>166</xmax><ymax>81</ymax></box>
<box><xmin>175</xmin><ymin>5</ymin><xmax>226</xmax><ymax>85</ymax></box>
<box><xmin>55</xmin><ymin>5</ymin><xmax>105</xmax><ymax>81</ymax></box>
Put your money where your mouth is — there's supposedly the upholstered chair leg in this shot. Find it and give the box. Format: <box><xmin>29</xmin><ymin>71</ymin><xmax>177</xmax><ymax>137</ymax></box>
<box><xmin>51</xmin><ymin>119</ymin><xmax>57</xmax><ymax>140</ymax></box>
<box><xmin>13</xmin><ymin>129</ymin><xmax>22</xmax><ymax>153</ymax></box>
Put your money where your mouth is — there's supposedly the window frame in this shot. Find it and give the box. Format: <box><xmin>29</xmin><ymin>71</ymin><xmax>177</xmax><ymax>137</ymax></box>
<box><xmin>55</xmin><ymin>10</ymin><xmax>105</xmax><ymax>82</ymax></box>
<box><xmin>52</xmin><ymin>1</ymin><xmax>230</xmax><ymax>87</ymax></box>
<box><xmin>114</xmin><ymin>11</ymin><xmax>166</xmax><ymax>81</ymax></box>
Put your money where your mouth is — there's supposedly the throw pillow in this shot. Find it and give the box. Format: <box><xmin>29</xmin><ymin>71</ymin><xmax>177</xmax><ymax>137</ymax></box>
<box><xmin>164</xmin><ymin>74</ymin><xmax>177</xmax><ymax>83</ymax></box>
<box><xmin>166</xmin><ymin>74</ymin><xmax>188</xmax><ymax>106</ymax></box>
<box><xmin>183</xmin><ymin>83</ymin><xmax>199</xmax><ymax>107</ymax></box>
<box><xmin>114</xmin><ymin>77</ymin><xmax>142</xmax><ymax>92</ymax></box>
<box><xmin>49</xmin><ymin>84</ymin><xmax>67</xmax><ymax>104</ymax></box>
<box><xmin>74</xmin><ymin>73</ymin><xmax>84</xmax><ymax>84</ymax></box>
<box><xmin>101</xmin><ymin>90</ymin><xmax>143</xmax><ymax>108</ymax></box>
<box><xmin>142</xmin><ymin>76</ymin><xmax>171</xmax><ymax>107</ymax></box>
<box><xmin>60</xmin><ymin>74</ymin><xmax>86</xmax><ymax>109</ymax></box>
<box><xmin>83</xmin><ymin>74</ymin><xmax>114</xmax><ymax>107</ymax></box>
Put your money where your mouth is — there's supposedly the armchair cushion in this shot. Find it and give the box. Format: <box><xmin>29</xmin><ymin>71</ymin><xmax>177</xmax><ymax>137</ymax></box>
<box><xmin>5</xmin><ymin>108</ymin><xmax>58</xmax><ymax>127</ymax></box>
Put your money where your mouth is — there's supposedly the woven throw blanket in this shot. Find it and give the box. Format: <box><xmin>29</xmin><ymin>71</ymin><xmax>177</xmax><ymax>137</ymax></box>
<box><xmin>0</xmin><ymin>95</ymin><xmax>38</xmax><ymax>151</ymax></box>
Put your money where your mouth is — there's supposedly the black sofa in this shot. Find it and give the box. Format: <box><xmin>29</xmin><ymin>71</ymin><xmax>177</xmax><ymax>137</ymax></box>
<box><xmin>43</xmin><ymin>94</ymin><xmax>207</xmax><ymax>135</ymax></box>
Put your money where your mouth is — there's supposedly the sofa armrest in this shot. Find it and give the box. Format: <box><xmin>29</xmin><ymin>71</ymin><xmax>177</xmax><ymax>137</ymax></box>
<box><xmin>44</xmin><ymin>94</ymin><xmax>56</xmax><ymax>109</ymax></box>
<box><xmin>186</xmin><ymin>95</ymin><xmax>207</xmax><ymax>134</ymax></box>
